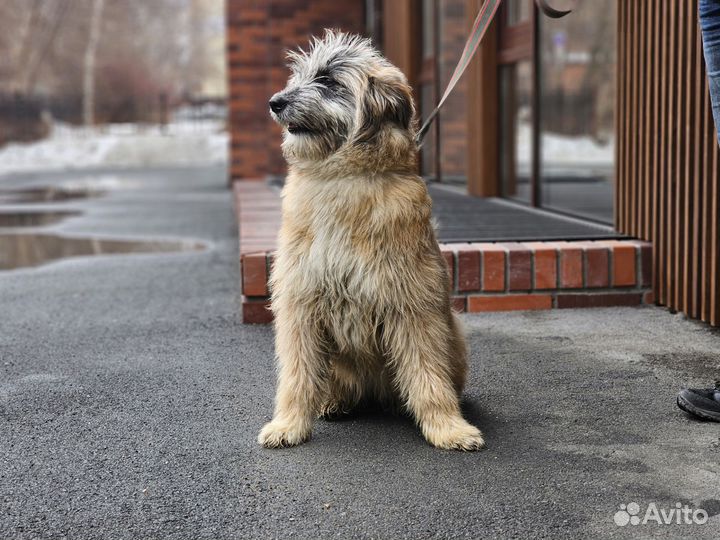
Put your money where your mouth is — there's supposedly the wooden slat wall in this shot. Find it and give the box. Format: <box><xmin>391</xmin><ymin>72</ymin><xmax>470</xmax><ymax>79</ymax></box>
<box><xmin>617</xmin><ymin>0</ymin><xmax>720</xmax><ymax>326</ymax></box>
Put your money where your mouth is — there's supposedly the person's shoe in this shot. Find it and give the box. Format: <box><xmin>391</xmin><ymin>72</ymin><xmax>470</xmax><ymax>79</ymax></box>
<box><xmin>677</xmin><ymin>381</ymin><xmax>720</xmax><ymax>422</ymax></box>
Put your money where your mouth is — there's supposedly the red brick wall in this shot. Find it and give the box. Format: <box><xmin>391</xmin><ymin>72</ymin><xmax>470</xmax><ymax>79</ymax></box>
<box><xmin>226</xmin><ymin>0</ymin><xmax>366</xmax><ymax>182</ymax></box>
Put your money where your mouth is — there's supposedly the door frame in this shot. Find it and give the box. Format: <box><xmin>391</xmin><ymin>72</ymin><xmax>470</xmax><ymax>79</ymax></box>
<box><xmin>467</xmin><ymin>0</ymin><xmax>540</xmax><ymax>201</ymax></box>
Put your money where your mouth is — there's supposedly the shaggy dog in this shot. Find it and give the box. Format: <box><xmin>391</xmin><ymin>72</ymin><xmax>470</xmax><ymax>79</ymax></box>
<box><xmin>258</xmin><ymin>31</ymin><xmax>484</xmax><ymax>451</ymax></box>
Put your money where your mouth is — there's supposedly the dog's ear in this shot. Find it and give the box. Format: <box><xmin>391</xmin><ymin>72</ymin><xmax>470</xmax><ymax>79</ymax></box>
<box><xmin>355</xmin><ymin>72</ymin><xmax>414</xmax><ymax>144</ymax></box>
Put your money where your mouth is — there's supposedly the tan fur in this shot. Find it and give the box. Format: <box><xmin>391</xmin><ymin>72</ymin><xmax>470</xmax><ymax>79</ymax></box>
<box><xmin>258</xmin><ymin>32</ymin><xmax>484</xmax><ymax>451</ymax></box>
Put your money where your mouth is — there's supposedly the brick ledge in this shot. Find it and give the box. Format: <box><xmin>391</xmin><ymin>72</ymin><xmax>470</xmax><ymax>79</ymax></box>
<box><xmin>234</xmin><ymin>181</ymin><xmax>652</xmax><ymax>324</ymax></box>
<box><xmin>240</xmin><ymin>240</ymin><xmax>652</xmax><ymax>323</ymax></box>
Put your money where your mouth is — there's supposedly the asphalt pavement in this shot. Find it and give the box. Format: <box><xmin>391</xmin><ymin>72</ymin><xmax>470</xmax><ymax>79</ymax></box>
<box><xmin>1</xmin><ymin>165</ymin><xmax>719</xmax><ymax>539</ymax></box>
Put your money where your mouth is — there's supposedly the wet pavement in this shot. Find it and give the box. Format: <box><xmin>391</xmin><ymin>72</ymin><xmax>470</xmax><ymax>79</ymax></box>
<box><xmin>0</xmin><ymin>185</ymin><xmax>104</xmax><ymax>204</ymax></box>
<box><xmin>0</xmin><ymin>233</ymin><xmax>204</xmax><ymax>271</ymax></box>
<box><xmin>0</xmin><ymin>167</ymin><xmax>212</xmax><ymax>271</ymax></box>
<box><xmin>1</xmin><ymin>165</ymin><xmax>719</xmax><ymax>539</ymax></box>
<box><xmin>0</xmin><ymin>210</ymin><xmax>80</xmax><ymax>228</ymax></box>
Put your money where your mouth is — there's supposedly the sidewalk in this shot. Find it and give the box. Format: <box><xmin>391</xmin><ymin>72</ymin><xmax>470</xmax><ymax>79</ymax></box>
<box><xmin>1</xmin><ymin>166</ymin><xmax>719</xmax><ymax>538</ymax></box>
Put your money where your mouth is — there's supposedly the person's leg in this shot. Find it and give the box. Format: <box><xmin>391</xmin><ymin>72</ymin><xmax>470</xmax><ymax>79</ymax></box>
<box><xmin>700</xmin><ymin>0</ymin><xmax>720</xmax><ymax>140</ymax></box>
<box><xmin>676</xmin><ymin>2</ymin><xmax>720</xmax><ymax>422</ymax></box>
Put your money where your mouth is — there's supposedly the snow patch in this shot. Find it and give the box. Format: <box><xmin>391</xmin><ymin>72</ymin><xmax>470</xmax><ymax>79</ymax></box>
<box><xmin>516</xmin><ymin>123</ymin><xmax>614</xmax><ymax>174</ymax></box>
<box><xmin>0</xmin><ymin>120</ymin><xmax>228</xmax><ymax>175</ymax></box>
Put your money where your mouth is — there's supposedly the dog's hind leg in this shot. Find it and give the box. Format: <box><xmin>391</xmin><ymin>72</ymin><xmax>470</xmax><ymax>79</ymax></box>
<box><xmin>320</xmin><ymin>358</ymin><xmax>363</xmax><ymax>420</ymax></box>
<box><xmin>258</xmin><ymin>307</ymin><xmax>328</xmax><ymax>448</ymax></box>
<box><xmin>383</xmin><ymin>310</ymin><xmax>484</xmax><ymax>451</ymax></box>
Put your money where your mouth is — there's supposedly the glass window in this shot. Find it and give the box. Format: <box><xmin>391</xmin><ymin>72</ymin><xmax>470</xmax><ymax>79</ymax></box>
<box><xmin>421</xmin><ymin>83</ymin><xmax>438</xmax><ymax>177</ymax></box>
<box><xmin>419</xmin><ymin>0</ymin><xmax>468</xmax><ymax>184</ymax></box>
<box><xmin>506</xmin><ymin>0</ymin><xmax>531</xmax><ymax>26</ymax></box>
<box><xmin>422</xmin><ymin>0</ymin><xmax>435</xmax><ymax>59</ymax></box>
<box><xmin>437</xmin><ymin>0</ymin><xmax>469</xmax><ymax>184</ymax></box>
<box><xmin>500</xmin><ymin>60</ymin><xmax>533</xmax><ymax>203</ymax></box>
<box><xmin>420</xmin><ymin>0</ymin><xmax>438</xmax><ymax>180</ymax></box>
<box><xmin>538</xmin><ymin>1</ymin><xmax>616</xmax><ymax>222</ymax></box>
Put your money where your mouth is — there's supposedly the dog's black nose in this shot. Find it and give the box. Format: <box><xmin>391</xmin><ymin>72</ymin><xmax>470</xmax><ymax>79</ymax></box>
<box><xmin>269</xmin><ymin>97</ymin><xmax>288</xmax><ymax>114</ymax></box>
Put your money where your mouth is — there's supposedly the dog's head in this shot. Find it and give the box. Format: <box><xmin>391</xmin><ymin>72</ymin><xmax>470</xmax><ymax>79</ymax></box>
<box><xmin>269</xmin><ymin>30</ymin><xmax>416</xmax><ymax>166</ymax></box>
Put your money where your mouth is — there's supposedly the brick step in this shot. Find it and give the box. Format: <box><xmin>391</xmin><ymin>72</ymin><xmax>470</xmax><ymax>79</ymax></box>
<box><xmin>240</xmin><ymin>240</ymin><xmax>653</xmax><ymax>323</ymax></box>
<box><xmin>234</xmin><ymin>181</ymin><xmax>653</xmax><ymax>323</ymax></box>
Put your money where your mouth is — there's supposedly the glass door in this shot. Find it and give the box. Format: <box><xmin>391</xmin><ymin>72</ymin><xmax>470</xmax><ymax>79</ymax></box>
<box><xmin>538</xmin><ymin>0</ymin><xmax>616</xmax><ymax>223</ymax></box>
<box><xmin>419</xmin><ymin>0</ymin><xmax>471</xmax><ymax>185</ymax></box>
<box><xmin>498</xmin><ymin>0</ymin><xmax>535</xmax><ymax>204</ymax></box>
<box><xmin>498</xmin><ymin>0</ymin><xmax>616</xmax><ymax>224</ymax></box>
<box><xmin>419</xmin><ymin>0</ymin><xmax>439</xmax><ymax>181</ymax></box>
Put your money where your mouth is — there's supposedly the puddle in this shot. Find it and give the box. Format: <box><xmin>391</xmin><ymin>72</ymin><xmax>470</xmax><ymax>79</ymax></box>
<box><xmin>0</xmin><ymin>186</ymin><xmax>104</xmax><ymax>204</ymax></box>
<box><xmin>0</xmin><ymin>186</ymin><xmax>205</xmax><ymax>270</ymax></box>
<box><xmin>0</xmin><ymin>233</ymin><xmax>205</xmax><ymax>270</ymax></box>
<box><xmin>0</xmin><ymin>211</ymin><xmax>80</xmax><ymax>227</ymax></box>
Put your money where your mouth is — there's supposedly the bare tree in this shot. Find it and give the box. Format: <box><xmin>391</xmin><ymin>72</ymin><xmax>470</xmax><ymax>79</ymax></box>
<box><xmin>22</xmin><ymin>0</ymin><xmax>73</xmax><ymax>95</ymax></box>
<box><xmin>0</xmin><ymin>0</ymin><xmax>225</xmax><ymax>120</ymax></box>
<box><xmin>10</xmin><ymin>0</ymin><xmax>42</xmax><ymax>92</ymax></box>
<box><xmin>83</xmin><ymin>0</ymin><xmax>105</xmax><ymax>125</ymax></box>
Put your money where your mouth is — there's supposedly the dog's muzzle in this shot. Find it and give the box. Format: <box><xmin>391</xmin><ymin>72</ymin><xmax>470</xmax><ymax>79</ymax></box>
<box><xmin>269</xmin><ymin>91</ymin><xmax>316</xmax><ymax>135</ymax></box>
<box><xmin>269</xmin><ymin>96</ymin><xmax>288</xmax><ymax>114</ymax></box>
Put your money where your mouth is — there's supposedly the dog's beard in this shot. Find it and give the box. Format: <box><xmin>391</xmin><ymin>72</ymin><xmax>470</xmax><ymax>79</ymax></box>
<box><xmin>278</xmin><ymin>110</ymin><xmax>350</xmax><ymax>162</ymax></box>
<box><xmin>281</xmin><ymin>129</ymin><xmax>346</xmax><ymax>162</ymax></box>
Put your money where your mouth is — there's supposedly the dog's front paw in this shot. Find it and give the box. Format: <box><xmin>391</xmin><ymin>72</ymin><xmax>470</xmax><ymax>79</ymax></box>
<box><xmin>423</xmin><ymin>419</ymin><xmax>486</xmax><ymax>451</ymax></box>
<box><xmin>258</xmin><ymin>419</ymin><xmax>310</xmax><ymax>448</ymax></box>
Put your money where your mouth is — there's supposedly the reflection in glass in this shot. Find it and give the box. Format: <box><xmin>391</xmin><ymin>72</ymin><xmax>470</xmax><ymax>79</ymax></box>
<box><xmin>420</xmin><ymin>83</ymin><xmax>438</xmax><ymax>179</ymax></box>
<box><xmin>506</xmin><ymin>0</ymin><xmax>531</xmax><ymax>25</ymax></box>
<box><xmin>0</xmin><ymin>210</ymin><xmax>79</xmax><ymax>227</ymax></box>
<box><xmin>422</xmin><ymin>0</ymin><xmax>435</xmax><ymax>59</ymax></box>
<box><xmin>437</xmin><ymin>0</ymin><xmax>469</xmax><ymax>184</ymax></box>
<box><xmin>420</xmin><ymin>0</ymin><xmax>438</xmax><ymax>180</ymax></box>
<box><xmin>0</xmin><ymin>233</ymin><xmax>204</xmax><ymax>271</ymax></box>
<box><xmin>0</xmin><ymin>186</ymin><xmax>103</xmax><ymax>203</ymax></box>
<box><xmin>538</xmin><ymin>1</ymin><xmax>616</xmax><ymax>223</ymax></box>
<box><xmin>500</xmin><ymin>60</ymin><xmax>532</xmax><ymax>203</ymax></box>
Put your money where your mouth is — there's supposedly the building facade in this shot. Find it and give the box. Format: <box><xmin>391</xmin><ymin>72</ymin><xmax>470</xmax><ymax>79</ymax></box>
<box><xmin>228</xmin><ymin>0</ymin><xmax>720</xmax><ymax>327</ymax></box>
<box><xmin>226</xmin><ymin>0</ymin><xmax>365</xmax><ymax>180</ymax></box>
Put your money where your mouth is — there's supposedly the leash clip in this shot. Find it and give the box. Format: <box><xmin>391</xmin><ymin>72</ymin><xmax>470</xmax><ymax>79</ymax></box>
<box><xmin>535</xmin><ymin>0</ymin><xmax>574</xmax><ymax>19</ymax></box>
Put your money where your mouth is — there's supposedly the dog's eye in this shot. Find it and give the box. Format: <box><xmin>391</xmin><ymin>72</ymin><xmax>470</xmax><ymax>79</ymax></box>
<box><xmin>315</xmin><ymin>75</ymin><xmax>338</xmax><ymax>89</ymax></box>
